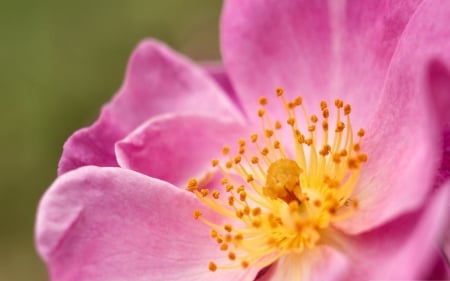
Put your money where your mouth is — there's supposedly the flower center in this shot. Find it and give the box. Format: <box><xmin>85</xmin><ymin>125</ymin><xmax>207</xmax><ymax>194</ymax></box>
<box><xmin>187</xmin><ymin>88</ymin><xmax>367</xmax><ymax>272</ymax></box>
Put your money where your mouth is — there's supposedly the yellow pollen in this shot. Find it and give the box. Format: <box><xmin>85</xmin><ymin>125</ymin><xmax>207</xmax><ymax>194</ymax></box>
<box><xmin>276</xmin><ymin>87</ymin><xmax>284</xmax><ymax>96</ymax></box>
<box><xmin>228</xmin><ymin>252</ymin><xmax>236</xmax><ymax>260</ymax></box>
<box><xmin>193</xmin><ymin>210</ymin><xmax>202</xmax><ymax>219</ymax></box>
<box><xmin>188</xmin><ymin>87</ymin><xmax>368</xmax><ymax>273</ymax></box>
<box><xmin>209</xmin><ymin>262</ymin><xmax>217</xmax><ymax>272</ymax></box>
<box><xmin>259</xmin><ymin>97</ymin><xmax>268</xmax><ymax>106</ymax></box>
<box><xmin>264</xmin><ymin>159</ymin><xmax>302</xmax><ymax>202</ymax></box>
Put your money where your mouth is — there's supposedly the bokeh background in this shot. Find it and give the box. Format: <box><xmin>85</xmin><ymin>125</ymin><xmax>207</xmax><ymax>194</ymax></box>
<box><xmin>0</xmin><ymin>1</ymin><xmax>222</xmax><ymax>280</ymax></box>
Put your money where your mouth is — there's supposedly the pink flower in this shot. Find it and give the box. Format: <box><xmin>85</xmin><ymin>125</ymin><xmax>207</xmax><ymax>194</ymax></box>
<box><xmin>36</xmin><ymin>1</ymin><xmax>450</xmax><ymax>280</ymax></box>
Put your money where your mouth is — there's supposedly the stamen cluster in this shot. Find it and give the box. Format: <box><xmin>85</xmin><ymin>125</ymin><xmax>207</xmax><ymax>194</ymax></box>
<box><xmin>187</xmin><ymin>88</ymin><xmax>368</xmax><ymax>272</ymax></box>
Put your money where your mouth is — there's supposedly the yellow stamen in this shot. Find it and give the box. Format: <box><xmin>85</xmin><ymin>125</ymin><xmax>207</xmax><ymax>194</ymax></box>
<box><xmin>187</xmin><ymin>88</ymin><xmax>368</xmax><ymax>272</ymax></box>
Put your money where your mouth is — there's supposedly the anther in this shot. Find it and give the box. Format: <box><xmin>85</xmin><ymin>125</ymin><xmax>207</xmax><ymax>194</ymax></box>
<box><xmin>209</xmin><ymin>262</ymin><xmax>217</xmax><ymax>272</ymax></box>
<box><xmin>358</xmin><ymin>129</ymin><xmax>365</xmax><ymax>137</ymax></box>
<box><xmin>271</xmin><ymin>141</ymin><xmax>279</xmax><ymax>149</ymax></box>
<box><xmin>344</xmin><ymin>104</ymin><xmax>351</xmax><ymax>115</ymax></box>
<box><xmin>220</xmin><ymin>243</ymin><xmax>229</xmax><ymax>251</ymax></box>
<box><xmin>228</xmin><ymin>196</ymin><xmax>235</xmax><ymax>206</ymax></box>
<box><xmin>252</xmin><ymin>207</ymin><xmax>262</xmax><ymax>216</ymax></box>
<box><xmin>336</xmin><ymin>122</ymin><xmax>345</xmax><ymax>132</ymax></box>
<box><xmin>275</xmin><ymin>121</ymin><xmax>282</xmax><ymax>130</ymax></box>
<box><xmin>276</xmin><ymin>87</ymin><xmax>284</xmax><ymax>96</ymax></box>
<box><xmin>265</xmin><ymin>130</ymin><xmax>274</xmax><ymax>137</ymax></box>
<box><xmin>234</xmin><ymin>233</ymin><xmax>244</xmax><ymax>241</ymax></box>
<box><xmin>222</xmin><ymin>146</ymin><xmax>230</xmax><ymax>155</ymax></box>
<box><xmin>239</xmin><ymin>191</ymin><xmax>247</xmax><ymax>201</ymax></box>
<box><xmin>259</xmin><ymin>96</ymin><xmax>268</xmax><ymax>106</ymax></box>
<box><xmin>258</xmin><ymin>109</ymin><xmax>265</xmax><ymax>117</ymax></box>
<box><xmin>224</xmin><ymin>224</ymin><xmax>233</xmax><ymax>232</ymax></box>
<box><xmin>358</xmin><ymin>154</ymin><xmax>368</xmax><ymax>162</ymax></box>
<box><xmin>294</xmin><ymin>96</ymin><xmax>303</xmax><ymax>105</ymax></box>
<box><xmin>187</xmin><ymin>178</ymin><xmax>198</xmax><ymax>191</ymax></box>
<box><xmin>252</xmin><ymin>219</ymin><xmax>262</xmax><ymax>228</ymax></box>
<box><xmin>347</xmin><ymin>158</ymin><xmax>359</xmax><ymax>169</ymax></box>
<box><xmin>193</xmin><ymin>210</ymin><xmax>202</xmax><ymax>219</ymax></box>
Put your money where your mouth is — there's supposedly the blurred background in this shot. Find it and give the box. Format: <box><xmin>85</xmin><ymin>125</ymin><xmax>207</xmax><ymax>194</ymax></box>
<box><xmin>0</xmin><ymin>1</ymin><xmax>222</xmax><ymax>280</ymax></box>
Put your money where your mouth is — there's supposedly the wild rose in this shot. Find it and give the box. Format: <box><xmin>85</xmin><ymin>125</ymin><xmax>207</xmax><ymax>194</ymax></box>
<box><xmin>36</xmin><ymin>1</ymin><xmax>450</xmax><ymax>280</ymax></box>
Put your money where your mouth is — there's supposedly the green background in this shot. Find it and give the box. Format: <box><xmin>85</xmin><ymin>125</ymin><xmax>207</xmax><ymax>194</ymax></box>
<box><xmin>0</xmin><ymin>1</ymin><xmax>222</xmax><ymax>280</ymax></box>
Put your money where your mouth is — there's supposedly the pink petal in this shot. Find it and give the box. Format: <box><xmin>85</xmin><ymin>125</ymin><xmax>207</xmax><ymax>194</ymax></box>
<box><xmin>446</xmin><ymin>227</ymin><xmax>450</xmax><ymax>265</ymax></box>
<box><xmin>115</xmin><ymin>113</ymin><xmax>245</xmax><ymax>187</ymax></box>
<box><xmin>36</xmin><ymin>166</ymin><xmax>256</xmax><ymax>281</ymax></box>
<box><xmin>437</xmin><ymin>126</ymin><xmax>450</xmax><ymax>187</ymax></box>
<box><xmin>423</xmin><ymin>249</ymin><xmax>450</xmax><ymax>280</ymax></box>
<box><xmin>58</xmin><ymin>39</ymin><xmax>243</xmax><ymax>175</ymax></box>
<box><xmin>255</xmin><ymin>247</ymin><xmax>348</xmax><ymax>281</ymax></box>
<box><xmin>342</xmin><ymin>183</ymin><xmax>450</xmax><ymax>280</ymax></box>
<box><xmin>221</xmin><ymin>0</ymin><xmax>421</xmax><ymax>126</ymax></box>
<box><xmin>337</xmin><ymin>0</ymin><xmax>450</xmax><ymax>233</ymax></box>
<box><xmin>202</xmin><ymin>63</ymin><xmax>242</xmax><ymax>112</ymax></box>
<box><xmin>428</xmin><ymin>61</ymin><xmax>450</xmax><ymax>126</ymax></box>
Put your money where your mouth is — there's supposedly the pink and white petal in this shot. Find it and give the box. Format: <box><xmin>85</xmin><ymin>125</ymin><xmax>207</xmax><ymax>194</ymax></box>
<box><xmin>35</xmin><ymin>166</ymin><xmax>257</xmax><ymax>281</ymax></box>
<box><xmin>221</xmin><ymin>0</ymin><xmax>422</xmax><ymax>127</ymax></box>
<box><xmin>58</xmin><ymin>39</ymin><xmax>243</xmax><ymax>175</ymax></box>
<box><xmin>342</xmin><ymin>183</ymin><xmax>449</xmax><ymax>280</ymax></box>
<box><xmin>337</xmin><ymin>0</ymin><xmax>450</xmax><ymax>233</ymax></box>
<box><xmin>255</xmin><ymin>247</ymin><xmax>348</xmax><ymax>281</ymax></box>
<box><xmin>115</xmin><ymin>113</ymin><xmax>246</xmax><ymax>188</ymax></box>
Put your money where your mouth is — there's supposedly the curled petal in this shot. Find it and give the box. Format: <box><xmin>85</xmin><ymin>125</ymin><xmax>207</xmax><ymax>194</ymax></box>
<box><xmin>36</xmin><ymin>167</ymin><xmax>256</xmax><ymax>281</ymax></box>
<box><xmin>58</xmin><ymin>40</ymin><xmax>242</xmax><ymax>175</ymax></box>
<box><xmin>115</xmin><ymin>113</ymin><xmax>245</xmax><ymax>187</ymax></box>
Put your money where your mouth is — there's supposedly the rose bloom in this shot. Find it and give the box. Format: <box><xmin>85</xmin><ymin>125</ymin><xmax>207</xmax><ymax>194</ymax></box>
<box><xmin>36</xmin><ymin>1</ymin><xmax>450</xmax><ymax>281</ymax></box>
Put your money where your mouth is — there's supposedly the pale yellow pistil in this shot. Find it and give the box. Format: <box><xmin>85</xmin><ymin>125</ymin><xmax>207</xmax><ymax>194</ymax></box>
<box><xmin>186</xmin><ymin>88</ymin><xmax>368</xmax><ymax>272</ymax></box>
